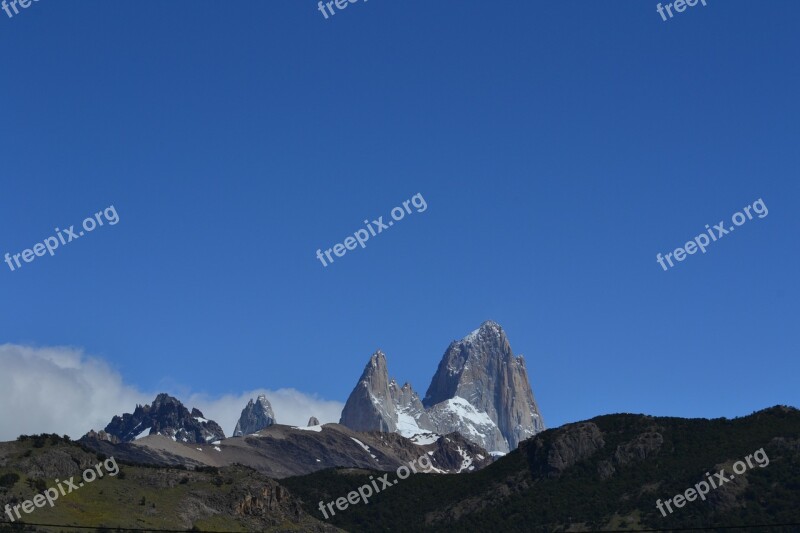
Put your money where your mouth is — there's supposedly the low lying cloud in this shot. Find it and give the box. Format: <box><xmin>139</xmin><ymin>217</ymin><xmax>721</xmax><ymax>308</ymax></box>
<box><xmin>0</xmin><ymin>344</ymin><xmax>151</xmax><ymax>442</ymax></box>
<box><xmin>0</xmin><ymin>344</ymin><xmax>344</xmax><ymax>442</ymax></box>
<box><xmin>187</xmin><ymin>390</ymin><xmax>345</xmax><ymax>435</ymax></box>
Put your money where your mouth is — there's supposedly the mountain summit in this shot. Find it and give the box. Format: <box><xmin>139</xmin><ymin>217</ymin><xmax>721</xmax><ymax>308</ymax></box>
<box><xmin>100</xmin><ymin>393</ymin><xmax>226</xmax><ymax>444</ymax></box>
<box><xmin>339</xmin><ymin>321</ymin><xmax>544</xmax><ymax>452</ymax></box>
<box><xmin>233</xmin><ymin>394</ymin><xmax>276</xmax><ymax>436</ymax></box>
<box><xmin>424</xmin><ymin>320</ymin><xmax>544</xmax><ymax>451</ymax></box>
<box><xmin>339</xmin><ymin>351</ymin><xmax>433</xmax><ymax>434</ymax></box>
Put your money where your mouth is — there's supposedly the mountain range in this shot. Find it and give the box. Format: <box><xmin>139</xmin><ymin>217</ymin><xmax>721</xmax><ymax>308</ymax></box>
<box><xmin>93</xmin><ymin>321</ymin><xmax>544</xmax><ymax>458</ymax></box>
<box><xmin>3</xmin><ymin>407</ymin><xmax>798</xmax><ymax>532</ymax></box>
<box><xmin>5</xmin><ymin>321</ymin><xmax>795</xmax><ymax>531</ymax></box>
<box><xmin>73</xmin><ymin>321</ymin><xmax>546</xmax><ymax>481</ymax></box>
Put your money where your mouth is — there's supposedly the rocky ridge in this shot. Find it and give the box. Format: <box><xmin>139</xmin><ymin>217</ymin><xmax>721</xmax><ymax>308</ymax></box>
<box><xmin>80</xmin><ymin>422</ymin><xmax>492</xmax><ymax>479</ymax></box>
<box><xmin>99</xmin><ymin>393</ymin><xmax>226</xmax><ymax>444</ymax></box>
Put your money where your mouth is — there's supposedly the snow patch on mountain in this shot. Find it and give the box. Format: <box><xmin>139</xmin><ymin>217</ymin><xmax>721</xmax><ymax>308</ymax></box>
<box><xmin>350</xmin><ymin>437</ymin><xmax>378</xmax><ymax>461</ymax></box>
<box><xmin>294</xmin><ymin>425</ymin><xmax>323</xmax><ymax>432</ymax></box>
<box><xmin>455</xmin><ymin>446</ymin><xmax>474</xmax><ymax>473</ymax></box>
<box><xmin>440</xmin><ymin>397</ymin><xmax>494</xmax><ymax>429</ymax></box>
<box><xmin>409</xmin><ymin>432</ymin><xmax>440</xmax><ymax>445</ymax></box>
<box><xmin>395</xmin><ymin>409</ymin><xmax>427</xmax><ymax>437</ymax></box>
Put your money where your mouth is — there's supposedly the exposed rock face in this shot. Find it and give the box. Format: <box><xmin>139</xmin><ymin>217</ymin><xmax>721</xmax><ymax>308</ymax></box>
<box><xmin>598</xmin><ymin>428</ymin><xmax>664</xmax><ymax>479</ymax></box>
<box><xmin>232</xmin><ymin>481</ymin><xmax>300</xmax><ymax>519</ymax></box>
<box><xmin>14</xmin><ymin>446</ymin><xmax>102</xmax><ymax>481</ymax></box>
<box><xmin>83</xmin><ymin>429</ymin><xmax>120</xmax><ymax>444</ymax></box>
<box><xmin>307</xmin><ymin>417</ymin><xmax>320</xmax><ymax>426</ymax></box>
<box><xmin>339</xmin><ymin>321</ymin><xmax>545</xmax><ymax>453</ymax></box>
<box><xmin>101</xmin><ymin>393</ymin><xmax>226</xmax><ymax>444</ymax></box>
<box><xmin>339</xmin><ymin>351</ymin><xmax>434</xmax><ymax>435</ymax></box>
<box><xmin>523</xmin><ymin>422</ymin><xmax>605</xmax><ymax>478</ymax></box>
<box><xmin>233</xmin><ymin>395</ymin><xmax>276</xmax><ymax>437</ymax></box>
<box><xmin>340</xmin><ymin>351</ymin><xmax>395</xmax><ymax>432</ymax></box>
<box><xmin>423</xmin><ymin>321</ymin><xmax>545</xmax><ymax>452</ymax></box>
<box><xmin>612</xmin><ymin>429</ymin><xmax>663</xmax><ymax>465</ymax></box>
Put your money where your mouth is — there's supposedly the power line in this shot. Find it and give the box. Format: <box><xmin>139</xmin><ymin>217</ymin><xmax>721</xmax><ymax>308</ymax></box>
<box><xmin>3</xmin><ymin>519</ymin><xmax>800</xmax><ymax>532</ymax></box>
<box><xmin>0</xmin><ymin>520</ymin><xmax>242</xmax><ymax>532</ymax></box>
<box><xmin>597</xmin><ymin>523</ymin><xmax>800</xmax><ymax>533</ymax></box>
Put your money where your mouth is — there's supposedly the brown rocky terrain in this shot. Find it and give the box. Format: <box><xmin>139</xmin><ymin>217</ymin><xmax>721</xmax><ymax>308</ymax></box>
<box><xmin>80</xmin><ymin>422</ymin><xmax>492</xmax><ymax>479</ymax></box>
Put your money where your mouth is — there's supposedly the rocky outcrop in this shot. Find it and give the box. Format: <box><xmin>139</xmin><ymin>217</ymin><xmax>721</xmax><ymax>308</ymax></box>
<box><xmin>613</xmin><ymin>429</ymin><xmax>663</xmax><ymax>465</ymax></box>
<box><xmin>83</xmin><ymin>429</ymin><xmax>120</xmax><ymax>444</ymax></box>
<box><xmin>101</xmin><ymin>393</ymin><xmax>226</xmax><ymax>444</ymax></box>
<box><xmin>308</xmin><ymin>417</ymin><xmax>320</xmax><ymax>426</ymax></box>
<box><xmin>523</xmin><ymin>422</ymin><xmax>605</xmax><ymax>478</ymax></box>
<box><xmin>233</xmin><ymin>395</ymin><xmax>276</xmax><ymax>437</ymax></box>
<box><xmin>232</xmin><ymin>481</ymin><xmax>300</xmax><ymax>519</ymax></box>
<box><xmin>598</xmin><ymin>428</ymin><xmax>664</xmax><ymax>479</ymax></box>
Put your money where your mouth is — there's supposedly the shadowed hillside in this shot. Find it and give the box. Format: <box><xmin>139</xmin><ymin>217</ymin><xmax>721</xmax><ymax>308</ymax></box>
<box><xmin>282</xmin><ymin>406</ymin><xmax>800</xmax><ymax>532</ymax></box>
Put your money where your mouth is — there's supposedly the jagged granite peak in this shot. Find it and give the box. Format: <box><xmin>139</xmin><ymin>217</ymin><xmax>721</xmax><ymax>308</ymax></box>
<box><xmin>101</xmin><ymin>393</ymin><xmax>226</xmax><ymax>444</ymax></box>
<box><xmin>338</xmin><ymin>322</ymin><xmax>544</xmax><ymax>453</ymax></box>
<box><xmin>339</xmin><ymin>350</ymin><xmax>398</xmax><ymax>432</ymax></box>
<box><xmin>423</xmin><ymin>320</ymin><xmax>544</xmax><ymax>452</ymax></box>
<box><xmin>308</xmin><ymin>416</ymin><xmax>320</xmax><ymax>426</ymax></box>
<box><xmin>233</xmin><ymin>394</ymin><xmax>276</xmax><ymax>437</ymax></box>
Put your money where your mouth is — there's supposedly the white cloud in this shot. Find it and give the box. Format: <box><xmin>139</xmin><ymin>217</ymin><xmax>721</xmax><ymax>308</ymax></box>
<box><xmin>187</xmin><ymin>390</ymin><xmax>345</xmax><ymax>436</ymax></box>
<box><xmin>0</xmin><ymin>344</ymin><xmax>344</xmax><ymax>442</ymax></box>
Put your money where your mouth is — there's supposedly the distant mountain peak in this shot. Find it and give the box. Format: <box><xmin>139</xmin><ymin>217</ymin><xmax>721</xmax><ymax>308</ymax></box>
<box><xmin>99</xmin><ymin>393</ymin><xmax>225</xmax><ymax>444</ymax></box>
<box><xmin>424</xmin><ymin>321</ymin><xmax>544</xmax><ymax>451</ymax></box>
<box><xmin>340</xmin><ymin>321</ymin><xmax>544</xmax><ymax>453</ymax></box>
<box><xmin>233</xmin><ymin>395</ymin><xmax>276</xmax><ymax>436</ymax></box>
<box><xmin>340</xmin><ymin>350</ymin><xmax>400</xmax><ymax>432</ymax></box>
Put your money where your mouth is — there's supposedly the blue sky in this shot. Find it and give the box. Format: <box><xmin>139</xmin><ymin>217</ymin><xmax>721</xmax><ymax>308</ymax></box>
<box><xmin>1</xmin><ymin>0</ymin><xmax>798</xmax><ymax>436</ymax></box>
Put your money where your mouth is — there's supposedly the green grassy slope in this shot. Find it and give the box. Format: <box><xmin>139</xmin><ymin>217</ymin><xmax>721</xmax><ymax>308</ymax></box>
<box><xmin>0</xmin><ymin>435</ymin><xmax>338</xmax><ymax>533</ymax></box>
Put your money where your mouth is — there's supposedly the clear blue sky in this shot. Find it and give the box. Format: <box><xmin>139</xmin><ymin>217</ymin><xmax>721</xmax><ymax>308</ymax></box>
<box><xmin>1</xmin><ymin>1</ymin><xmax>798</xmax><ymax>430</ymax></box>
